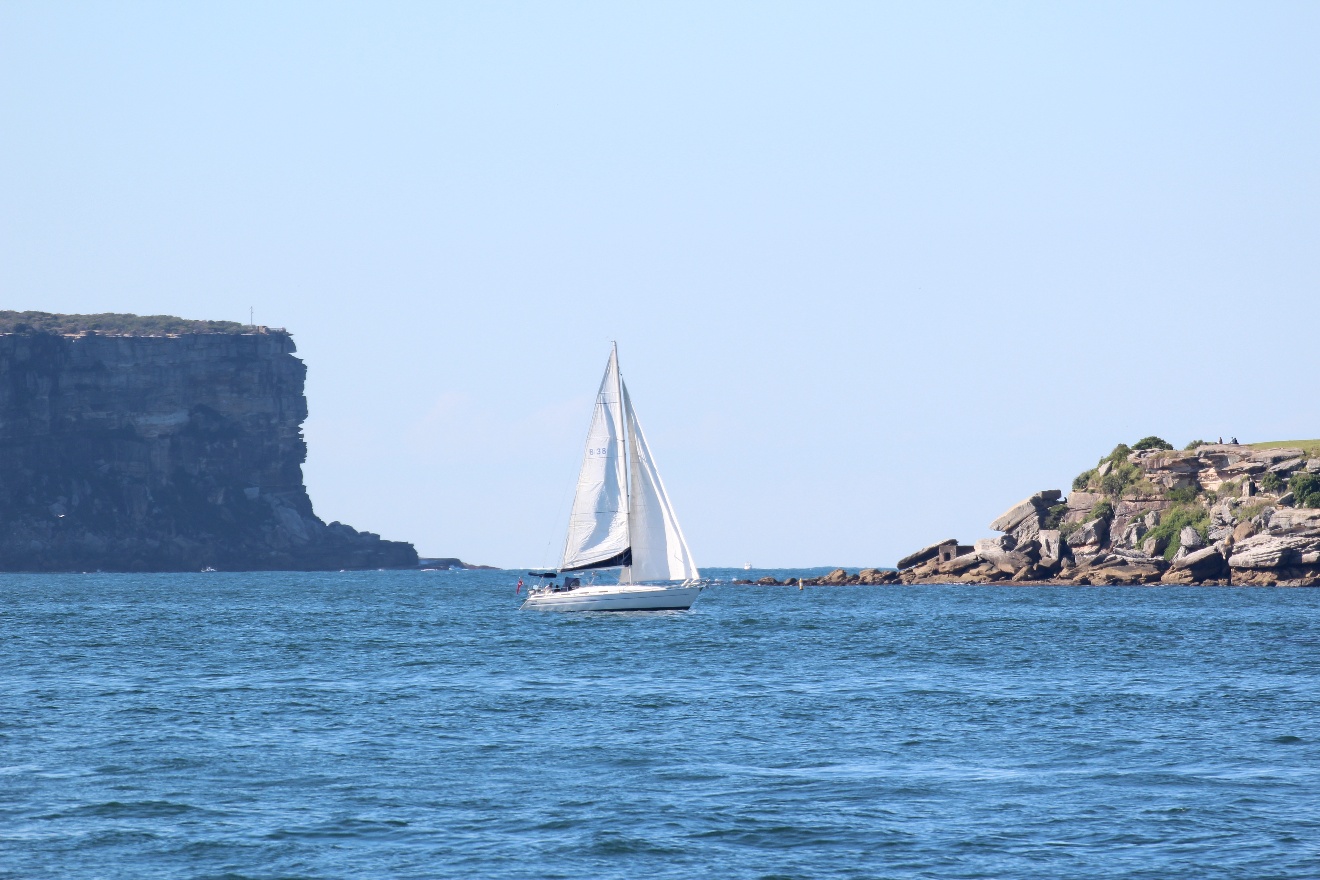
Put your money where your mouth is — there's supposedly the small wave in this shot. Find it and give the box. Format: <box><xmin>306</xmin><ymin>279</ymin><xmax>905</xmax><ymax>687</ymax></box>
<box><xmin>588</xmin><ymin>831</ymin><xmax>687</xmax><ymax>856</ymax></box>
<box><xmin>265</xmin><ymin>817</ymin><xmax>410</xmax><ymax>840</ymax></box>
<box><xmin>68</xmin><ymin>799</ymin><xmax>204</xmax><ymax>818</ymax></box>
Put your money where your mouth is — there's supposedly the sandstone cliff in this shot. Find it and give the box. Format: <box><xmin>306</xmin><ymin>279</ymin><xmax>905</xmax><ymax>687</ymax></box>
<box><xmin>896</xmin><ymin>438</ymin><xmax>1320</xmax><ymax>587</ymax></box>
<box><xmin>0</xmin><ymin>313</ymin><xmax>417</xmax><ymax>571</ymax></box>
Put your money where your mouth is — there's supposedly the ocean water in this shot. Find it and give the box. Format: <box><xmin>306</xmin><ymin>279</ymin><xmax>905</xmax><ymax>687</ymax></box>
<box><xmin>3</xmin><ymin>570</ymin><xmax>1320</xmax><ymax>879</ymax></box>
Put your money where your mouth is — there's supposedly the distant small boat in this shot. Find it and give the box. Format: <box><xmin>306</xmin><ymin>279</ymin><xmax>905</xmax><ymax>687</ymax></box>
<box><xmin>744</xmin><ymin>563</ymin><xmax>752</xmax><ymax>570</ymax></box>
<box><xmin>522</xmin><ymin>344</ymin><xmax>702</xmax><ymax>612</ymax></box>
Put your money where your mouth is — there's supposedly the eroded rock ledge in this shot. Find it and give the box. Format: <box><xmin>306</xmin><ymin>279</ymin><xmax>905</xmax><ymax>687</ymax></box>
<box><xmin>0</xmin><ymin>315</ymin><xmax>418</xmax><ymax>571</ymax></box>
<box><xmin>894</xmin><ymin>439</ymin><xmax>1320</xmax><ymax>587</ymax></box>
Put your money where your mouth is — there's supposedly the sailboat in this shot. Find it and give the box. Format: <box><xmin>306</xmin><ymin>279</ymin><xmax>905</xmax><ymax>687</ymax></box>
<box><xmin>521</xmin><ymin>344</ymin><xmax>703</xmax><ymax>612</ymax></box>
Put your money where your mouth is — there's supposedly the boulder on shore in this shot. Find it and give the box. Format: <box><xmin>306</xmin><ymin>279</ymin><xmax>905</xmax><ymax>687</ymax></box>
<box><xmin>990</xmin><ymin>490</ymin><xmax>1061</xmax><ymax>533</ymax></box>
<box><xmin>1228</xmin><ymin>535</ymin><xmax>1320</xmax><ymax>570</ymax></box>
<box><xmin>1161</xmin><ymin>546</ymin><xmax>1228</xmax><ymax>584</ymax></box>
<box><xmin>896</xmin><ymin>539</ymin><xmax>959</xmax><ymax>571</ymax></box>
<box><xmin>1067</xmin><ymin>517</ymin><xmax>1109</xmax><ymax>553</ymax></box>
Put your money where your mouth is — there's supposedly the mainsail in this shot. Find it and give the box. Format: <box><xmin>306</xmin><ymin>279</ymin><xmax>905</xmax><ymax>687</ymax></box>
<box><xmin>619</xmin><ymin>381</ymin><xmax>700</xmax><ymax>583</ymax></box>
<box><xmin>560</xmin><ymin>347</ymin><xmax>631</xmax><ymax>571</ymax></box>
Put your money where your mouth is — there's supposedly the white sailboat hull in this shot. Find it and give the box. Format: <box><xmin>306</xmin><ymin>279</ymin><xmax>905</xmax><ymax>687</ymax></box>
<box><xmin>521</xmin><ymin>584</ymin><xmax>702</xmax><ymax>612</ymax></box>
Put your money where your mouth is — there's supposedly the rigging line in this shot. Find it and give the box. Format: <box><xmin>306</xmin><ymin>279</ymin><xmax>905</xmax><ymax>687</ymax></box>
<box><xmin>614</xmin><ymin>341</ymin><xmax>631</xmax><ymax>551</ymax></box>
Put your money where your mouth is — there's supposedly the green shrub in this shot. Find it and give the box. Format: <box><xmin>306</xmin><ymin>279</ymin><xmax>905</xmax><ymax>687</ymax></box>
<box><xmin>1073</xmin><ymin>469</ymin><xmax>1096</xmax><ymax>491</ymax></box>
<box><xmin>1103</xmin><ymin>444</ymin><xmax>1133</xmax><ymax>467</ymax></box>
<box><xmin>1099</xmin><ymin>461</ymin><xmax>1142</xmax><ymax>497</ymax></box>
<box><xmin>1290</xmin><ymin>472</ymin><xmax>1320</xmax><ymax>509</ymax></box>
<box><xmin>1184</xmin><ymin>439</ymin><xmax>1207</xmax><ymax>451</ymax></box>
<box><xmin>1168</xmin><ymin>486</ymin><xmax>1199</xmax><ymax>504</ymax></box>
<box><xmin>1042</xmin><ymin>503</ymin><xmax>1068</xmax><ymax>530</ymax></box>
<box><xmin>1141</xmin><ymin>503</ymin><xmax>1210</xmax><ymax>561</ymax></box>
<box><xmin>1289</xmin><ymin>472</ymin><xmax>1320</xmax><ymax>498</ymax></box>
<box><xmin>1089</xmin><ymin>499</ymin><xmax>1114</xmax><ymax>521</ymax></box>
<box><xmin>1060</xmin><ymin>521</ymin><xmax>1081</xmax><ymax>540</ymax></box>
<box><xmin>1261</xmin><ymin>472</ymin><xmax>1284</xmax><ymax>494</ymax></box>
<box><xmin>1133</xmin><ymin>436</ymin><xmax>1174</xmax><ymax>451</ymax></box>
<box><xmin>0</xmin><ymin>310</ymin><xmax>253</xmax><ymax>336</ymax></box>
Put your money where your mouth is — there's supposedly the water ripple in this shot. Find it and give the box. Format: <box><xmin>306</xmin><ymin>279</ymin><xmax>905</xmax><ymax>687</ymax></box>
<box><xmin>3</xmin><ymin>571</ymin><xmax>1320</xmax><ymax>878</ymax></box>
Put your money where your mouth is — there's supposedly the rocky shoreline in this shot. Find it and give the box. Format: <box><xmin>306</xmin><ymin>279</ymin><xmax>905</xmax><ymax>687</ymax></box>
<box><xmin>734</xmin><ymin>568</ymin><xmax>901</xmax><ymax>587</ymax></box>
<box><xmin>739</xmin><ymin>438</ymin><xmax>1320</xmax><ymax>588</ymax></box>
<box><xmin>891</xmin><ymin>439</ymin><xmax>1320</xmax><ymax>587</ymax></box>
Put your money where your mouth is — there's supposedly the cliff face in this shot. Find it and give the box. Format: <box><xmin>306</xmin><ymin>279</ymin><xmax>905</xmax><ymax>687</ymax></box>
<box><xmin>0</xmin><ymin>328</ymin><xmax>417</xmax><ymax>571</ymax></box>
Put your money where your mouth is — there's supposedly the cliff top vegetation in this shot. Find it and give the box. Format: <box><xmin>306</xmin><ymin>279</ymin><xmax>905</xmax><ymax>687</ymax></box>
<box><xmin>0</xmin><ymin>311</ymin><xmax>279</xmax><ymax>336</ymax></box>
<box><xmin>1249</xmin><ymin>439</ymin><xmax>1320</xmax><ymax>459</ymax></box>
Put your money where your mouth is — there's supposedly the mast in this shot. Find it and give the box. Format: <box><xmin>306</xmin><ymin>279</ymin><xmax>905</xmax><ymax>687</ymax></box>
<box><xmin>614</xmin><ymin>341</ymin><xmax>632</xmax><ymax>553</ymax></box>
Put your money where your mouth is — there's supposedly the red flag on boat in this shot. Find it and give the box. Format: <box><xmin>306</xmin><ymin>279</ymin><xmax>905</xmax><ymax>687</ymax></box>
<box><xmin>516</xmin><ymin>578</ymin><xmax>523</xmax><ymax>594</ymax></box>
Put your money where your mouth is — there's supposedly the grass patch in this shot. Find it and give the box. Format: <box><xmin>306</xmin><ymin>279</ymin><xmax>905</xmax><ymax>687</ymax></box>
<box><xmin>1238</xmin><ymin>501</ymin><xmax>1270</xmax><ymax>522</ymax></box>
<box><xmin>1210</xmin><ymin>479</ymin><xmax>1241</xmax><ymax>501</ymax></box>
<box><xmin>1249</xmin><ymin>440</ymin><xmax>1320</xmax><ymax>460</ymax></box>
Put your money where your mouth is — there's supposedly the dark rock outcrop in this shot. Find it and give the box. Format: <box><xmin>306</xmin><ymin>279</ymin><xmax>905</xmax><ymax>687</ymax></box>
<box><xmin>736</xmin><ymin>568</ymin><xmax>900</xmax><ymax>587</ymax></box>
<box><xmin>0</xmin><ymin>324</ymin><xmax>417</xmax><ymax>571</ymax></box>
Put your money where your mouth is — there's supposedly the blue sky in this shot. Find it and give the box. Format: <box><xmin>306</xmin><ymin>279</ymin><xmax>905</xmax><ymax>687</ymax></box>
<box><xmin>2</xmin><ymin>2</ymin><xmax>1317</xmax><ymax>566</ymax></box>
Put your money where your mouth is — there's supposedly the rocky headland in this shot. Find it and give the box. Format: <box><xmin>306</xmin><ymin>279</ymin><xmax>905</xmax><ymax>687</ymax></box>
<box><xmin>891</xmin><ymin>437</ymin><xmax>1320</xmax><ymax>587</ymax></box>
<box><xmin>737</xmin><ymin>437</ymin><xmax>1320</xmax><ymax>588</ymax></box>
<box><xmin>0</xmin><ymin>311</ymin><xmax>418</xmax><ymax>571</ymax></box>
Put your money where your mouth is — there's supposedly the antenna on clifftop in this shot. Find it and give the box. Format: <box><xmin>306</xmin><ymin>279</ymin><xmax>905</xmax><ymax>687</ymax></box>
<box><xmin>249</xmin><ymin>306</ymin><xmax>254</xmax><ymax>328</ymax></box>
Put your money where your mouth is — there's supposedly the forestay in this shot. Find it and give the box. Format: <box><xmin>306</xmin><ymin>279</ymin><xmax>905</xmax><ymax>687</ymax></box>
<box><xmin>560</xmin><ymin>348</ymin><xmax>631</xmax><ymax>571</ymax></box>
<box><xmin>619</xmin><ymin>382</ymin><xmax>699</xmax><ymax>583</ymax></box>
